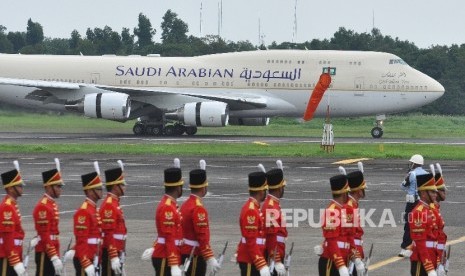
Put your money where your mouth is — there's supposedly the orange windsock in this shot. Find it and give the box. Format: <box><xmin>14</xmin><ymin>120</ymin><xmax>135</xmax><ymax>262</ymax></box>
<box><xmin>303</xmin><ymin>72</ymin><xmax>332</xmax><ymax>121</ymax></box>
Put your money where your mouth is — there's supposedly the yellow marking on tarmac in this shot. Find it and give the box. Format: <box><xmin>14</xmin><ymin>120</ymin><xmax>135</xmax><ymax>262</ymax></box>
<box><xmin>253</xmin><ymin>141</ymin><xmax>269</xmax><ymax>146</ymax></box>
<box><xmin>332</xmin><ymin>158</ymin><xmax>371</xmax><ymax>165</ymax></box>
<box><xmin>369</xmin><ymin>235</ymin><xmax>465</xmax><ymax>271</ymax></box>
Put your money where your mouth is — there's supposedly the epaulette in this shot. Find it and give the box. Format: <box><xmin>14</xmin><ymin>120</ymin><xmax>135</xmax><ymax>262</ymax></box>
<box><xmin>268</xmin><ymin>199</ymin><xmax>274</xmax><ymax>207</ymax></box>
<box><xmin>165</xmin><ymin>198</ymin><xmax>171</xmax><ymax>206</ymax></box>
<box><xmin>429</xmin><ymin>203</ymin><xmax>436</xmax><ymax>209</ymax></box>
<box><xmin>416</xmin><ymin>204</ymin><xmax>424</xmax><ymax>212</ymax></box>
<box><xmin>249</xmin><ymin>202</ymin><xmax>256</xmax><ymax>210</ymax></box>
<box><xmin>106</xmin><ymin>197</ymin><xmax>113</xmax><ymax>204</ymax></box>
<box><xmin>328</xmin><ymin>203</ymin><xmax>336</xmax><ymax>210</ymax></box>
<box><xmin>195</xmin><ymin>198</ymin><xmax>203</xmax><ymax>207</ymax></box>
<box><xmin>80</xmin><ymin>201</ymin><xmax>88</xmax><ymax>210</ymax></box>
<box><xmin>5</xmin><ymin>198</ymin><xmax>11</xmax><ymax>205</ymax></box>
<box><xmin>347</xmin><ymin>200</ymin><xmax>353</xmax><ymax>207</ymax></box>
<box><xmin>41</xmin><ymin>197</ymin><xmax>48</xmax><ymax>204</ymax></box>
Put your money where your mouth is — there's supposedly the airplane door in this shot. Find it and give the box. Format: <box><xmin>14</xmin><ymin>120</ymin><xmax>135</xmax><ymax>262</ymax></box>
<box><xmin>91</xmin><ymin>73</ymin><xmax>100</xmax><ymax>84</ymax></box>
<box><xmin>354</xmin><ymin>77</ymin><xmax>364</xmax><ymax>96</ymax></box>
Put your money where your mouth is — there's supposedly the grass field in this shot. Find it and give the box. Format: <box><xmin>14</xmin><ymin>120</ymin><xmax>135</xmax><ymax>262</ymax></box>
<box><xmin>1</xmin><ymin>111</ymin><xmax>465</xmax><ymax>159</ymax></box>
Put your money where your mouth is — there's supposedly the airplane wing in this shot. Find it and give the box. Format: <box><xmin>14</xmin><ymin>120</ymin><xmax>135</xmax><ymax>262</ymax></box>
<box><xmin>0</xmin><ymin>77</ymin><xmax>81</xmax><ymax>90</ymax></box>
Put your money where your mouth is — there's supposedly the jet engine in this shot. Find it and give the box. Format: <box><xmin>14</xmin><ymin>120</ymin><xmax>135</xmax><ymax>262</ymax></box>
<box><xmin>167</xmin><ymin>102</ymin><xmax>229</xmax><ymax>127</ymax></box>
<box><xmin>66</xmin><ymin>92</ymin><xmax>131</xmax><ymax>121</ymax></box>
<box><xmin>229</xmin><ymin>117</ymin><xmax>270</xmax><ymax>126</ymax></box>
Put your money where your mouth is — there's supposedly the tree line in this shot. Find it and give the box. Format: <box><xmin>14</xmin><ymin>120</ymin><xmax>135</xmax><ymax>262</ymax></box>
<box><xmin>0</xmin><ymin>10</ymin><xmax>464</xmax><ymax>115</ymax></box>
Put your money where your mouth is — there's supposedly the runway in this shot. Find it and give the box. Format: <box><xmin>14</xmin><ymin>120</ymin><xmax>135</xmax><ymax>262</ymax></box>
<box><xmin>0</xmin><ymin>153</ymin><xmax>463</xmax><ymax>275</ymax></box>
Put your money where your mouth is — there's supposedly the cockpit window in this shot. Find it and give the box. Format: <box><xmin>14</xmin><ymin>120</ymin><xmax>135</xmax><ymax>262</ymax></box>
<box><xmin>389</xmin><ymin>59</ymin><xmax>407</xmax><ymax>65</ymax></box>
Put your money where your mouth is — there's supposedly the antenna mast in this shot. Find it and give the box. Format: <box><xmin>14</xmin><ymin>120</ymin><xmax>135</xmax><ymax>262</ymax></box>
<box><xmin>293</xmin><ymin>0</ymin><xmax>298</xmax><ymax>42</ymax></box>
<box><xmin>200</xmin><ymin>1</ymin><xmax>203</xmax><ymax>36</ymax></box>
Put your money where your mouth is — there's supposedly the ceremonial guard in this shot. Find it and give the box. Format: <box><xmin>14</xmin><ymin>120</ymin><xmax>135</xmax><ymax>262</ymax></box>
<box><xmin>262</xmin><ymin>161</ymin><xmax>287</xmax><ymax>276</ymax></box>
<box><xmin>0</xmin><ymin>161</ymin><xmax>26</xmax><ymax>276</ymax></box>
<box><xmin>431</xmin><ymin>164</ymin><xmax>447</xmax><ymax>276</ymax></box>
<box><xmin>318</xmin><ymin>174</ymin><xmax>351</xmax><ymax>276</ymax></box>
<box><xmin>409</xmin><ymin>172</ymin><xmax>438</xmax><ymax>276</ymax></box>
<box><xmin>142</xmin><ymin>158</ymin><xmax>184</xmax><ymax>276</ymax></box>
<box><xmin>73</xmin><ymin>162</ymin><xmax>103</xmax><ymax>276</ymax></box>
<box><xmin>33</xmin><ymin>158</ymin><xmax>64</xmax><ymax>276</ymax></box>
<box><xmin>99</xmin><ymin>161</ymin><xmax>127</xmax><ymax>276</ymax></box>
<box><xmin>237</xmin><ymin>165</ymin><xmax>270</xmax><ymax>276</ymax></box>
<box><xmin>180</xmin><ymin>160</ymin><xmax>220</xmax><ymax>275</ymax></box>
<box><xmin>346</xmin><ymin>163</ymin><xmax>367</xmax><ymax>276</ymax></box>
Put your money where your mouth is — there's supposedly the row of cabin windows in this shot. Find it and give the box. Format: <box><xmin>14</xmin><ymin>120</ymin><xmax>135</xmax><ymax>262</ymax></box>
<box><xmin>349</xmin><ymin>61</ymin><xmax>362</xmax><ymax>65</ymax></box>
<box><xmin>42</xmin><ymin>79</ymin><xmax>85</xmax><ymax>83</ymax></box>
<box><xmin>369</xmin><ymin>84</ymin><xmax>428</xmax><ymax>90</ymax></box>
<box><xmin>266</xmin><ymin>60</ymin><xmax>306</xmax><ymax>64</ymax></box>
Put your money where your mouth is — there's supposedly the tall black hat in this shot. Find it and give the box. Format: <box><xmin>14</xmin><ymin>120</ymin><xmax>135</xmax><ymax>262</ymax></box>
<box><xmin>42</xmin><ymin>158</ymin><xmax>64</xmax><ymax>187</ymax></box>
<box><xmin>190</xmin><ymin>159</ymin><xmax>208</xmax><ymax>188</ymax></box>
<box><xmin>330</xmin><ymin>174</ymin><xmax>349</xmax><ymax>195</ymax></box>
<box><xmin>105</xmin><ymin>160</ymin><xmax>126</xmax><ymax>187</ymax></box>
<box><xmin>249</xmin><ymin>164</ymin><xmax>268</xmax><ymax>192</ymax></box>
<box><xmin>81</xmin><ymin>161</ymin><xmax>103</xmax><ymax>191</ymax></box>
<box><xmin>164</xmin><ymin>158</ymin><xmax>184</xmax><ymax>187</ymax></box>
<box><xmin>417</xmin><ymin>173</ymin><xmax>437</xmax><ymax>192</ymax></box>
<box><xmin>267</xmin><ymin>160</ymin><xmax>286</xmax><ymax>190</ymax></box>
<box><xmin>1</xmin><ymin>161</ymin><xmax>24</xmax><ymax>188</ymax></box>
<box><xmin>347</xmin><ymin>163</ymin><xmax>366</xmax><ymax>192</ymax></box>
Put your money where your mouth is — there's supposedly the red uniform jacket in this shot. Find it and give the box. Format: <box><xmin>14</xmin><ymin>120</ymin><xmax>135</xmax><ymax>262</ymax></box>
<box><xmin>261</xmin><ymin>194</ymin><xmax>287</xmax><ymax>262</ymax></box>
<box><xmin>73</xmin><ymin>198</ymin><xmax>102</xmax><ymax>269</ymax></box>
<box><xmin>409</xmin><ymin>200</ymin><xmax>438</xmax><ymax>272</ymax></box>
<box><xmin>153</xmin><ymin>195</ymin><xmax>183</xmax><ymax>266</ymax></box>
<box><xmin>431</xmin><ymin>202</ymin><xmax>447</xmax><ymax>265</ymax></box>
<box><xmin>99</xmin><ymin>193</ymin><xmax>127</xmax><ymax>260</ymax></box>
<box><xmin>0</xmin><ymin>195</ymin><xmax>24</xmax><ymax>266</ymax></box>
<box><xmin>347</xmin><ymin>196</ymin><xmax>364</xmax><ymax>259</ymax></box>
<box><xmin>180</xmin><ymin>194</ymin><xmax>214</xmax><ymax>260</ymax></box>
<box><xmin>321</xmin><ymin>200</ymin><xmax>352</xmax><ymax>269</ymax></box>
<box><xmin>237</xmin><ymin>197</ymin><xmax>267</xmax><ymax>270</ymax></box>
<box><xmin>33</xmin><ymin>194</ymin><xmax>60</xmax><ymax>258</ymax></box>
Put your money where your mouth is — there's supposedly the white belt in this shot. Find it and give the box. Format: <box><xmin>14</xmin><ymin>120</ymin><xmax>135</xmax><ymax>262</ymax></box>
<box><xmin>354</xmin><ymin>239</ymin><xmax>363</xmax><ymax>246</ymax></box>
<box><xmin>425</xmin><ymin>241</ymin><xmax>437</xmax><ymax>248</ymax></box>
<box><xmin>0</xmin><ymin>238</ymin><xmax>23</xmax><ymax>246</ymax></box>
<box><xmin>241</xmin><ymin>237</ymin><xmax>266</xmax><ymax>245</ymax></box>
<box><xmin>324</xmin><ymin>241</ymin><xmax>350</xmax><ymax>249</ymax></box>
<box><xmin>183</xmin><ymin>239</ymin><xmax>199</xmax><ymax>247</ymax></box>
<box><xmin>113</xmin><ymin>234</ymin><xmax>127</xmax><ymax>240</ymax></box>
<box><xmin>87</xmin><ymin>238</ymin><xmax>101</xmax><ymax>245</ymax></box>
<box><xmin>276</xmin><ymin>236</ymin><xmax>286</xmax><ymax>243</ymax></box>
<box><xmin>437</xmin><ymin>243</ymin><xmax>445</xmax><ymax>250</ymax></box>
<box><xmin>38</xmin><ymin>235</ymin><xmax>59</xmax><ymax>241</ymax></box>
<box><xmin>157</xmin><ymin>237</ymin><xmax>182</xmax><ymax>246</ymax></box>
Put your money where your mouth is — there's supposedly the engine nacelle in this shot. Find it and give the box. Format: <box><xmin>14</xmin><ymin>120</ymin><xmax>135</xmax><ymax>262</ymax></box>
<box><xmin>229</xmin><ymin>117</ymin><xmax>270</xmax><ymax>126</ymax></box>
<box><xmin>182</xmin><ymin>102</ymin><xmax>229</xmax><ymax>127</ymax></box>
<box><xmin>83</xmin><ymin>92</ymin><xmax>131</xmax><ymax>121</ymax></box>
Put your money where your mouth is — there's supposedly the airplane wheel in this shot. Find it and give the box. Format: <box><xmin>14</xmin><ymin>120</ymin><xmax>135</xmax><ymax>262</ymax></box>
<box><xmin>152</xmin><ymin>126</ymin><xmax>163</xmax><ymax>136</ymax></box>
<box><xmin>133</xmin><ymin>124</ymin><xmax>145</xmax><ymax>136</ymax></box>
<box><xmin>174</xmin><ymin>124</ymin><xmax>186</xmax><ymax>135</ymax></box>
<box><xmin>185</xmin><ymin>126</ymin><xmax>197</xmax><ymax>136</ymax></box>
<box><xmin>164</xmin><ymin>125</ymin><xmax>175</xmax><ymax>136</ymax></box>
<box><xmin>371</xmin><ymin>127</ymin><xmax>383</xmax><ymax>138</ymax></box>
<box><xmin>145</xmin><ymin>126</ymin><xmax>154</xmax><ymax>135</ymax></box>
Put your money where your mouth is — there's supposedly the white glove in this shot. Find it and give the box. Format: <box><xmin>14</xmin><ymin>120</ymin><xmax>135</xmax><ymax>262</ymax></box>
<box><xmin>170</xmin><ymin>265</ymin><xmax>182</xmax><ymax>276</ymax></box>
<box><xmin>338</xmin><ymin>266</ymin><xmax>350</xmax><ymax>276</ymax></box>
<box><xmin>259</xmin><ymin>265</ymin><xmax>271</xmax><ymax>276</ymax></box>
<box><xmin>427</xmin><ymin>270</ymin><xmax>438</xmax><ymax>276</ymax></box>
<box><xmin>354</xmin><ymin>258</ymin><xmax>365</xmax><ymax>276</ymax></box>
<box><xmin>313</xmin><ymin>245</ymin><xmax>323</xmax><ymax>255</ymax></box>
<box><xmin>51</xmin><ymin>255</ymin><xmax>64</xmax><ymax>275</ymax></box>
<box><xmin>30</xmin><ymin>236</ymin><xmax>39</xmax><ymax>248</ymax></box>
<box><xmin>111</xmin><ymin>257</ymin><xmax>122</xmax><ymax>274</ymax></box>
<box><xmin>13</xmin><ymin>263</ymin><xmax>26</xmax><ymax>276</ymax></box>
<box><xmin>274</xmin><ymin>262</ymin><xmax>286</xmax><ymax>276</ymax></box>
<box><xmin>206</xmin><ymin>257</ymin><xmax>221</xmax><ymax>275</ymax></box>
<box><xmin>141</xmin><ymin>247</ymin><xmax>154</xmax><ymax>261</ymax></box>
<box><xmin>84</xmin><ymin>264</ymin><xmax>96</xmax><ymax>276</ymax></box>
<box><xmin>444</xmin><ymin>259</ymin><xmax>449</xmax><ymax>271</ymax></box>
<box><xmin>64</xmin><ymin>249</ymin><xmax>75</xmax><ymax>262</ymax></box>
<box><xmin>436</xmin><ymin>264</ymin><xmax>446</xmax><ymax>276</ymax></box>
<box><xmin>406</xmin><ymin>194</ymin><xmax>415</xmax><ymax>203</ymax></box>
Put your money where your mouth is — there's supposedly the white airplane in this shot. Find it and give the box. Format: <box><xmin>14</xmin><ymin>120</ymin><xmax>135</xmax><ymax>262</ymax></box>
<box><xmin>0</xmin><ymin>50</ymin><xmax>444</xmax><ymax>138</ymax></box>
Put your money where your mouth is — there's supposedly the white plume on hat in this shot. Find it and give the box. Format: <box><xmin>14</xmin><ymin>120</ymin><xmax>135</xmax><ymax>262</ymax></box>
<box><xmin>276</xmin><ymin>160</ymin><xmax>283</xmax><ymax>171</ymax></box>
<box><xmin>174</xmin><ymin>158</ymin><xmax>180</xmax><ymax>168</ymax></box>
<box><xmin>93</xmin><ymin>161</ymin><xmax>101</xmax><ymax>175</ymax></box>
<box><xmin>117</xmin><ymin>160</ymin><xmax>124</xmax><ymax>171</ymax></box>
<box><xmin>13</xmin><ymin>160</ymin><xmax>20</xmax><ymax>171</ymax></box>
<box><xmin>429</xmin><ymin>164</ymin><xmax>435</xmax><ymax>176</ymax></box>
<box><xmin>338</xmin><ymin>166</ymin><xmax>347</xmax><ymax>175</ymax></box>
<box><xmin>357</xmin><ymin>162</ymin><xmax>364</xmax><ymax>173</ymax></box>
<box><xmin>199</xmin><ymin>159</ymin><xmax>206</xmax><ymax>170</ymax></box>
<box><xmin>54</xmin><ymin>158</ymin><xmax>61</xmax><ymax>172</ymax></box>
<box><xmin>258</xmin><ymin>163</ymin><xmax>266</xmax><ymax>173</ymax></box>
<box><xmin>436</xmin><ymin>163</ymin><xmax>443</xmax><ymax>175</ymax></box>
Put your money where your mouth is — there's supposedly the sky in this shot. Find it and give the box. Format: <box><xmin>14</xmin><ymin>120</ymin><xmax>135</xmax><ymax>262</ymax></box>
<box><xmin>1</xmin><ymin>0</ymin><xmax>465</xmax><ymax>49</ymax></box>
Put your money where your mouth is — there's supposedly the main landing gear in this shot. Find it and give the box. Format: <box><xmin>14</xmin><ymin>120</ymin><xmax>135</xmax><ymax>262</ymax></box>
<box><xmin>133</xmin><ymin>122</ymin><xmax>197</xmax><ymax>136</ymax></box>
<box><xmin>371</xmin><ymin>114</ymin><xmax>385</xmax><ymax>139</ymax></box>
